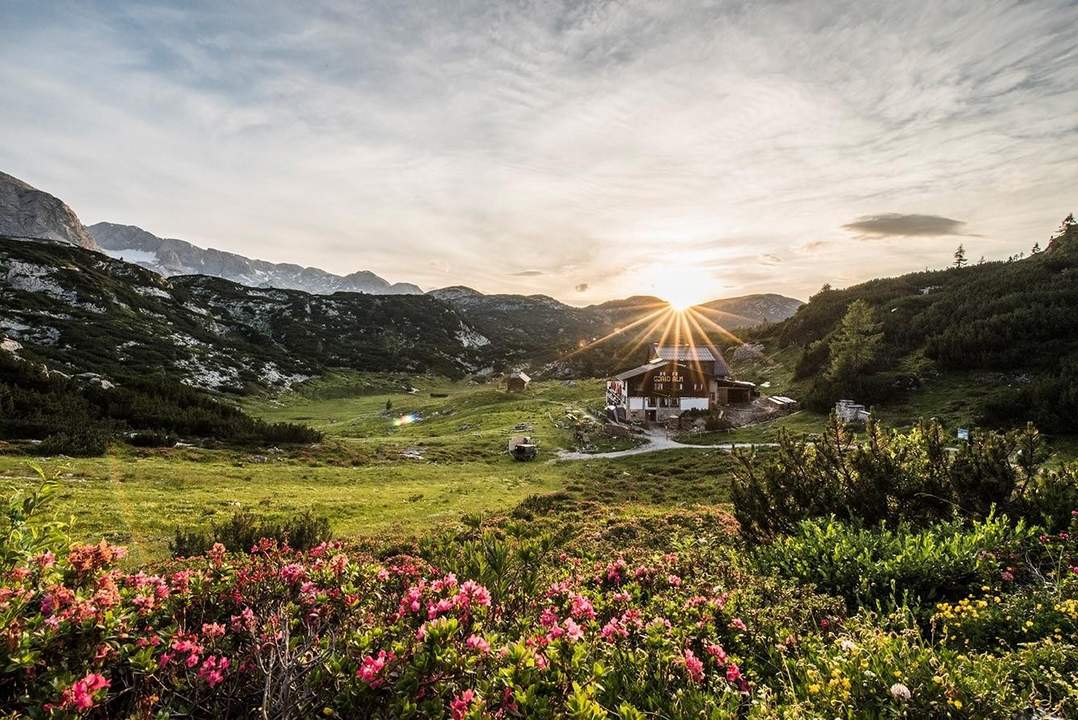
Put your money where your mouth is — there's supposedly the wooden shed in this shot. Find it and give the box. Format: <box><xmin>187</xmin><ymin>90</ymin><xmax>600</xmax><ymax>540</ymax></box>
<box><xmin>506</xmin><ymin>370</ymin><xmax>531</xmax><ymax>392</ymax></box>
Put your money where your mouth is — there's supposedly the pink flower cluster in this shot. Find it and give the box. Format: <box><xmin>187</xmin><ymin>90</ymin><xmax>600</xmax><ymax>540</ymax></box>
<box><xmin>357</xmin><ymin>649</ymin><xmax>395</xmax><ymax>687</ymax></box>
<box><xmin>58</xmin><ymin>672</ymin><xmax>110</xmax><ymax>712</ymax></box>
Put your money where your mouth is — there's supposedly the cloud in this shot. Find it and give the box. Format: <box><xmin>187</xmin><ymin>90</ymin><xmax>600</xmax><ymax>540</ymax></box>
<box><xmin>575</xmin><ymin>283</ymin><xmax>589</xmax><ymax>292</ymax></box>
<box><xmin>0</xmin><ymin>0</ymin><xmax>1075</xmax><ymax>302</ymax></box>
<box><xmin>841</xmin><ymin>214</ymin><xmax>969</xmax><ymax>238</ymax></box>
<box><xmin>511</xmin><ymin>270</ymin><xmax>546</xmax><ymax>277</ymax></box>
<box><xmin>801</xmin><ymin>239</ymin><xmax>830</xmax><ymax>252</ymax></box>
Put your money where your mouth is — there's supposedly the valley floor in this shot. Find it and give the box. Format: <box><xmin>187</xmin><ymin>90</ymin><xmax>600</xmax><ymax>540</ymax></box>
<box><xmin>6</xmin><ymin>370</ymin><xmax>1078</xmax><ymax>563</ymax></box>
<box><xmin>0</xmin><ymin>374</ymin><xmax>736</xmax><ymax>562</ymax></box>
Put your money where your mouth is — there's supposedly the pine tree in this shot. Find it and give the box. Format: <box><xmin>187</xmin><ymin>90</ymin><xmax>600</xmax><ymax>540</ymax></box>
<box><xmin>826</xmin><ymin>300</ymin><xmax>883</xmax><ymax>383</ymax></box>
<box><xmin>953</xmin><ymin>244</ymin><xmax>967</xmax><ymax>268</ymax></box>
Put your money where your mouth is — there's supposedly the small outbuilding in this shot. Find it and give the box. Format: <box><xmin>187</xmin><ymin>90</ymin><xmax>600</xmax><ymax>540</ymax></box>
<box><xmin>506</xmin><ymin>370</ymin><xmax>531</xmax><ymax>392</ymax></box>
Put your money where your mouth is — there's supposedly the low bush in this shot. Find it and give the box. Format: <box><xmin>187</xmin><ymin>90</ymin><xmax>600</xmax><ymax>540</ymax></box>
<box><xmin>752</xmin><ymin>515</ymin><xmax>1034</xmax><ymax>612</ymax></box>
<box><xmin>763</xmin><ymin>609</ymin><xmax>1078</xmax><ymax>718</ymax></box>
<box><xmin>170</xmin><ymin>510</ymin><xmax>332</xmax><ymax>557</ymax></box>
<box><xmin>33</xmin><ymin>428</ymin><xmax>110</xmax><ymax>457</ymax></box>
<box><xmin>731</xmin><ymin>416</ymin><xmax>1069</xmax><ymax>539</ymax></box>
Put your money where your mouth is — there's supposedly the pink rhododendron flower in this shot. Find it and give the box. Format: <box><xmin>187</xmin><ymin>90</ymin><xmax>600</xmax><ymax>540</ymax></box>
<box><xmin>729</xmin><ymin>617</ymin><xmax>747</xmax><ymax>632</ymax></box>
<box><xmin>450</xmin><ymin>689</ymin><xmax>476</xmax><ymax>720</ymax></box>
<box><xmin>666</xmin><ymin>574</ymin><xmax>682</xmax><ymax>587</ymax></box>
<box><xmin>726</xmin><ymin>663</ymin><xmax>750</xmax><ymax>692</ymax></box>
<box><xmin>60</xmin><ymin>672</ymin><xmax>110</xmax><ymax>711</ymax></box>
<box><xmin>432</xmin><ymin>573</ymin><xmax>458</xmax><ymax>592</ymax></box>
<box><xmin>605</xmin><ymin>558</ymin><xmax>627</xmax><ymax>585</ymax></box>
<box><xmin>466</xmin><ymin>634</ymin><xmax>490</xmax><ymax>654</ymax></box>
<box><xmin>455</xmin><ymin>580</ymin><xmax>491</xmax><ymax>612</ymax></box>
<box><xmin>546</xmin><ymin>580</ymin><xmax>571</xmax><ymax>597</ymax></box>
<box><xmin>569</xmin><ymin>593</ymin><xmax>596</xmax><ymax>620</ymax></box>
<box><xmin>563</xmin><ymin>618</ymin><xmax>584</xmax><ymax>642</ymax></box>
<box><xmin>683</xmin><ymin>649</ymin><xmax>705</xmax><ymax>683</ymax></box>
<box><xmin>201</xmin><ymin>622</ymin><xmax>226</xmax><ymax>639</ymax></box>
<box><xmin>197</xmin><ymin>655</ymin><xmax>230</xmax><ymax>687</ymax></box>
<box><xmin>427</xmin><ymin>597</ymin><xmax>455</xmax><ymax>619</ymax></box>
<box><xmin>329</xmin><ymin>554</ymin><xmax>349</xmax><ymax>576</ymax></box>
<box><xmin>357</xmin><ymin>649</ymin><xmax>394</xmax><ymax>687</ymax></box>
<box><xmin>207</xmin><ymin>543</ymin><xmax>227</xmax><ymax>567</ymax></box>
<box><xmin>601</xmin><ymin>618</ymin><xmax>628</xmax><ymax>642</ymax></box>
<box><xmin>279</xmin><ymin>563</ymin><xmax>306</xmax><ymax>584</ymax></box>
<box><xmin>230</xmin><ymin>607</ymin><xmax>256</xmax><ymax>633</ymax></box>
<box><xmin>705</xmin><ymin>642</ymin><xmax>728</xmax><ymax>664</ymax></box>
<box><xmin>540</xmin><ymin>607</ymin><xmax>559</xmax><ymax>628</ymax></box>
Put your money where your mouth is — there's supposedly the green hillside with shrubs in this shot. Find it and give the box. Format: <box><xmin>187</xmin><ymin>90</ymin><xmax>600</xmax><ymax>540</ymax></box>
<box><xmin>755</xmin><ymin>215</ymin><xmax>1078</xmax><ymax>432</ymax></box>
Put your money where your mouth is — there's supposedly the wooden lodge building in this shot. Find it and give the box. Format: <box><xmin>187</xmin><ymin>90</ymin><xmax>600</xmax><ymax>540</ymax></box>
<box><xmin>606</xmin><ymin>343</ymin><xmax>755</xmax><ymax>422</ymax></box>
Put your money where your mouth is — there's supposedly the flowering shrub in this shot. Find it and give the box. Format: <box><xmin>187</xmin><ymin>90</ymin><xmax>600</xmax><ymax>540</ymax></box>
<box><xmin>2</xmin><ymin>477</ymin><xmax>1075</xmax><ymax>719</ymax></box>
<box><xmin>0</xmin><ymin>481</ymin><xmax>821</xmax><ymax>718</ymax></box>
<box><xmin>763</xmin><ymin>610</ymin><xmax>1078</xmax><ymax>718</ymax></box>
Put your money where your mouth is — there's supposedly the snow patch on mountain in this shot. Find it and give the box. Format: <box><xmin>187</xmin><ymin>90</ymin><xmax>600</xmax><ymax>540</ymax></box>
<box><xmin>101</xmin><ymin>247</ymin><xmax>159</xmax><ymax>265</ymax></box>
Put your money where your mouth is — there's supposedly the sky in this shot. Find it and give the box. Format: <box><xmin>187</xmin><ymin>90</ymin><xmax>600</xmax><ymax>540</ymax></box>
<box><xmin>1</xmin><ymin>1</ymin><xmax>1076</xmax><ymax>306</ymax></box>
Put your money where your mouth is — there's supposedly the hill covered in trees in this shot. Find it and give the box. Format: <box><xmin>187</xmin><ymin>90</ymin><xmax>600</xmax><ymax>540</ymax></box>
<box><xmin>755</xmin><ymin>215</ymin><xmax>1078</xmax><ymax>432</ymax></box>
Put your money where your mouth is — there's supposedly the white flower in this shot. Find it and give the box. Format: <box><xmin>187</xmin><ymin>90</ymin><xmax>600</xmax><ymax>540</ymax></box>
<box><xmin>890</xmin><ymin>683</ymin><xmax>912</xmax><ymax>701</ymax></box>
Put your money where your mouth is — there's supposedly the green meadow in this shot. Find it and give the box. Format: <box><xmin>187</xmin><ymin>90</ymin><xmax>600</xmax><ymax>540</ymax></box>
<box><xmin>0</xmin><ymin>374</ymin><xmax>735</xmax><ymax>562</ymax></box>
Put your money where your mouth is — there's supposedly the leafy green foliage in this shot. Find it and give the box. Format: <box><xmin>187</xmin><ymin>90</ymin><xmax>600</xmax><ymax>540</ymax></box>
<box><xmin>754</xmin><ymin>515</ymin><xmax>1030</xmax><ymax>610</ymax></box>
<box><xmin>824</xmin><ymin>299</ymin><xmax>883</xmax><ymax>384</ymax></box>
<box><xmin>731</xmin><ymin>416</ymin><xmax>1071</xmax><ymax>540</ymax></box>
<box><xmin>169</xmin><ymin>509</ymin><xmax>332</xmax><ymax>557</ymax></box>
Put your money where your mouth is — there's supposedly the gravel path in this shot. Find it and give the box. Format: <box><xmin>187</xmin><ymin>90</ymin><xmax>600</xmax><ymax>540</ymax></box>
<box><xmin>556</xmin><ymin>427</ymin><xmax>778</xmax><ymax>460</ymax></box>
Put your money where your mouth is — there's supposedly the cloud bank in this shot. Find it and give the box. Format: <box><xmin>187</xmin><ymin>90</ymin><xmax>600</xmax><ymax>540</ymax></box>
<box><xmin>0</xmin><ymin>0</ymin><xmax>1076</xmax><ymax>302</ymax></box>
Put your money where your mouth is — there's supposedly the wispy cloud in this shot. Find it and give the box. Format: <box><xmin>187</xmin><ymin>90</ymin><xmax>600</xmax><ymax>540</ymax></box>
<box><xmin>0</xmin><ymin>0</ymin><xmax>1076</xmax><ymax>302</ymax></box>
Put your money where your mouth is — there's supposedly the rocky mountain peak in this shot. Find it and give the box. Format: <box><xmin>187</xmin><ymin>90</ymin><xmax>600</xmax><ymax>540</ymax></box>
<box><xmin>0</xmin><ymin>172</ymin><xmax>97</xmax><ymax>250</ymax></box>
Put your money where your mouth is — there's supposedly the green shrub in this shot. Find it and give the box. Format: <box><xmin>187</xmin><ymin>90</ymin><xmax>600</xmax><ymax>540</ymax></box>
<box><xmin>732</xmin><ymin>417</ymin><xmax>1049</xmax><ymax>540</ymax></box>
<box><xmin>34</xmin><ymin>428</ymin><xmax>109</xmax><ymax>457</ymax></box>
<box><xmin>765</xmin><ymin>609</ymin><xmax>1078</xmax><ymax>719</ymax></box>
<box><xmin>169</xmin><ymin>510</ymin><xmax>332</xmax><ymax>557</ymax></box>
<box><xmin>753</xmin><ymin>515</ymin><xmax>1031</xmax><ymax>611</ymax></box>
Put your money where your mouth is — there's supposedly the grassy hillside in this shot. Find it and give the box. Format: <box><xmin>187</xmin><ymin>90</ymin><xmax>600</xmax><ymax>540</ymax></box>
<box><xmin>752</xmin><ymin>216</ymin><xmax>1078</xmax><ymax>432</ymax></box>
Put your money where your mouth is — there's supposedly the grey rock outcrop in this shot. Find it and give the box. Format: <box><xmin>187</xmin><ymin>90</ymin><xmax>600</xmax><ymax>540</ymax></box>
<box><xmin>0</xmin><ymin>171</ymin><xmax>97</xmax><ymax>250</ymax></box>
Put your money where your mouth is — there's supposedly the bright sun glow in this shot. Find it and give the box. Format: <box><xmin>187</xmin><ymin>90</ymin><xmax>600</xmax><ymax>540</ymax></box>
<box><xmin>646</xmin><ymin>265</ymin><xmax>719</xmax><ymax>310</ymax></box>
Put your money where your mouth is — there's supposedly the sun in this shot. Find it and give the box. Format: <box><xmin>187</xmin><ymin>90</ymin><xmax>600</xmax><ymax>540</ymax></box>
<box><xmin>650</xmin><ymin>265</ymin><xmax>718</xmax><ymax>310</ymax></box>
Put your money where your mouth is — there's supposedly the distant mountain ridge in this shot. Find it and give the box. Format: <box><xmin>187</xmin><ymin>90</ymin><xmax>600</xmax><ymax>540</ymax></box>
<box><xmin>0</xmin><ymin>171</ymin><xmax>96</xmax><ymax>250</ymax></box>
<box><xmin>0</xmin><ymin>235</ymin><xmax>484</xmax><ymax>390</ymax></box>
<box><xmin>427</xmin><ymin>285</ymin><xmax>803</xmax><ymax>375</ymax></box>
<box><xmin>88</xmin><ymin>222</ymin><xmax>423</xmax><ymax>296</ymax></box>
<box><xmin>0</xmin><ymin>169</ymin><xmax>805</xmax><ymax>385</ymax></box>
